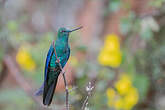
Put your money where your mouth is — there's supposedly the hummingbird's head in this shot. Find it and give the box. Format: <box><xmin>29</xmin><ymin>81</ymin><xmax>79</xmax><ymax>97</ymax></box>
<box><xmin>58</xmin><ymin>27</ymin><xmax>69</xmax><ymax>37</ymax></box>
<box><xmin>57</xmin><ymin>26</ymin><xmax>83</xmax><ymax>38</ymax></box>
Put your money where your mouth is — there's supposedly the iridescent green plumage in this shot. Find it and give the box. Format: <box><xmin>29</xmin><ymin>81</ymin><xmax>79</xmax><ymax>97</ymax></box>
<box><xmin>35</xmin><ymin>27</ymin><xmax>82</xmax><ymax>106</ymax></box>
<box><xmin>43</xmin><ymin>28</ymin><xmax>71</xmax><ymax>105</ymax></box>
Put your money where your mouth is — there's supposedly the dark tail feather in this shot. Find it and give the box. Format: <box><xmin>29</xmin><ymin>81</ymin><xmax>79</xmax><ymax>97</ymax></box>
<box><xmin>43</xmin><ymin>78</ymin><xmax>58</xmax><ymax>106</ymax></box>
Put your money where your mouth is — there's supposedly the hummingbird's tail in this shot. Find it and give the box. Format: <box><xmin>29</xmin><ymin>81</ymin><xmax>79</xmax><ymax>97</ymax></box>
<box><xmin>43</xmin><ymin>76</ymin><xmax>58</xmax><ymax>106</ymax></box>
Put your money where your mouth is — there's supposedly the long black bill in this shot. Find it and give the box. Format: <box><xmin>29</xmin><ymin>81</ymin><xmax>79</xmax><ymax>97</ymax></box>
<box><xmin>69</xmin><ymin>26</ymin><xmax>83</xmax><ymax>33</ymax></box>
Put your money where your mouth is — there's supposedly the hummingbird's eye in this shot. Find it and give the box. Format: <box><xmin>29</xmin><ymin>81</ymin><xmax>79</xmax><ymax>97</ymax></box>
<box><xmin>60</xmin><ymin>30</ymin><xmax>65</xmax><ymax>33</ymax></box>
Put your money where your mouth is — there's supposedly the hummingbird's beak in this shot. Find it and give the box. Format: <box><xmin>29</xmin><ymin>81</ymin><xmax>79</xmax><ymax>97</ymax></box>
<box><xmin>69</xmin><ymin>26</ymin><xmax>83</xmax><ymax>33</ymax></box>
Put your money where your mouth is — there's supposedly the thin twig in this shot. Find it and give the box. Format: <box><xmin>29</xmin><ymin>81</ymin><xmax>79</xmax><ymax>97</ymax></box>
<box><xmin>82</xmin><ymin>95</ymin><xmax>89</xmax><ymax>110</ymax></box>
<box><xmin>52</xmin><ymin>41</ymin><xmax>69</xmax><ymax>110</ymax></box>
<box><xmin>0</xmin><ymin>64</ymin><xmax>7</xmax><ymax>88</ymax></box>
<box><xmin>81</xmin><ymin>82</ymin><xmax>94</xmax><ymax>110</ymax></box>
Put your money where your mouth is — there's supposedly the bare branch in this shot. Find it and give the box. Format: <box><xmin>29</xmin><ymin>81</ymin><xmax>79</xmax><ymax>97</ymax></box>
<box><xmin>0</xmin><ymin>64</ymin><xmax>7</xmax><ymax>88</ymax></box>
<box><xmin>3</xmin><ymin>55</ymin><xmax>44</xmax><ymax>109</ymax></box>
<box><xmin>81</xmin><ymin>82</ymin><xmax>94</xmax><ymax>110</ymax></box>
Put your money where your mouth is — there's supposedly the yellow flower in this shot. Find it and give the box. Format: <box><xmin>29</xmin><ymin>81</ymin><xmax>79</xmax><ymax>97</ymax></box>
<box><xmin>106</xmin><ymin>88</ymin><xmax>116</xmax><ymax>99</ymax></box>
<box><xmin>115</xmin><ymin>74</ymin><xmax>132</xmax><ymax>95</ymax></box>
<box><xmin>98</xmin><ymin>34</ymin><xmax>122</xmax><ymax>68</ymax></box>
<box><xmin>114</xmin><ymin>98</ymin><xmax>123</xmax><ymax>110</ymax></box>
<box><xmin>16</xmin><ymin>46</ymin><xmax>36</xmax><ymax>71</ymax></box>
<box><xmin>106</xmin><ymin>88</ymin><xmax>115</xmax><ymax>106</ymax></box>
<box><xmin>123</xmin><ymin>87</ymin><xmax>139</xmax><ymax>110</ymax></box>
<box><xmin>107</xmin><ymin>74</ymin><xmax>139</xmax><ymax>110</ymax></box>
<box><xmin>98</xmin><ymin>49</ymin><xmax>122</xmax><ymax>67</ymax></box>
<box><xmin>104</xmin><ymin>34</ymin><xmax>120</xmax><ymax>51</ymax></box>
<box><xmin>107</xmin><ymin>99</ymin><xmax>113</xmax><ymax>107</ymax></box>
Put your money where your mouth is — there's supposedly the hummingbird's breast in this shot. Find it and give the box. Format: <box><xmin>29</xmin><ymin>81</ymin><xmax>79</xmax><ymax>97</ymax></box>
<box><xmin>55</xmin><ymin>43</ymin><xmax>69</xmax><ymax>56</ymax></box>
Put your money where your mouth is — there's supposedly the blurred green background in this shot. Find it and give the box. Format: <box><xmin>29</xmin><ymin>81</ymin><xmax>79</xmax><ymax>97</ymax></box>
<box><xmin>0</xmin><ymin>0</ymin><xmax>165</xmax><ymax>110</ymax></box>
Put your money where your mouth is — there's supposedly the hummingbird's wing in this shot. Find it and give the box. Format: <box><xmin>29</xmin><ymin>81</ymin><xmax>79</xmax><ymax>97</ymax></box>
<box><xmin>35</xmin><ymin>43</ymin><xmax>54</xmax><ymax>96</ymax></box>
<box><xmin>44</xmin><ymin>43</ymin><xmax>54</xmax><ymax>81</ymax></box>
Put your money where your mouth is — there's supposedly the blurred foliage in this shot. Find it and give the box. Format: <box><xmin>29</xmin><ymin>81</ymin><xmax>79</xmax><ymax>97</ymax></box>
<box><xmin>0</xmin><ymin>88</ymin><xmax>34</xmax><ymax>110</ymax></box>
<box><xmin>108</xmin><ymin>0</ymin><xmax>121</xmax><ymax>12</ymax></box>
<box><xmin>0</xmin><ymin>0</ymin><xmax>165</xmax><ymax>110</ymax></box>
<box><xmin>150</xmin><ymin>0</ymin><xmax>165</xmax><ymax>8</ymax></box>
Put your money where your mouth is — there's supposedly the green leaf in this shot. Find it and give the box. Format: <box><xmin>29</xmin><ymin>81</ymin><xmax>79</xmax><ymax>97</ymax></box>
<box><xmin>120</xmin><ymin>18</ymin><xmax>132</xmax><ymax>35</ymax></box>
<box><xmin>133</xmin><ymin>74</ymin><xmax>150</xmax><ymax>101</ymax></box>
<box><xmin>109</xmin><ymin>0</ymin><xmax>121</xmax><ymax>12</ymax></box>
<box><xmin>140</xmin><ymin>27</ymin><xmax>153</xmax><ymax>40</ymax></box>
<box><xmin>120</xmin><ymin>12</ymin><xmax>135</xmax><ymax>35</ymax></box>
<box><xmin>7</xmin><ymin>20</ymin><xmax>18</xmax><ymax>32</ymax></box>
<box><xmin>150</xmin><ymin>0</ymin><xmax>165</xmax><ymax>7</ymax></box>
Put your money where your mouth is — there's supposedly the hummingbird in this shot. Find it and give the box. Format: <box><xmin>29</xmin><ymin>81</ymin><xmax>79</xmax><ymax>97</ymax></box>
<box><xmin>35</xmin><ymin>26</ymin><xmax>82</xmax><ymax>106</ymax></box>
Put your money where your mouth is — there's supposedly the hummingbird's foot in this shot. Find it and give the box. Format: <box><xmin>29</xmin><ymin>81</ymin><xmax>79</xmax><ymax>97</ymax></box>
<box><xmin>56</xmin><ymin>58</ymin><xmax>61</xmax><ymax>63</ymax></box>
<box><xmin>61</xmin><ymin>69</ymin><xmax>65</xmax><ymax>74</ymax></box>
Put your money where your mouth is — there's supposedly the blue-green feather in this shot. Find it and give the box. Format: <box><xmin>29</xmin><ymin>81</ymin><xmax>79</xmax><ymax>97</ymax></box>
<box><xmin>44</xmin><ymin>44</ymin><xmax>54</xmax><ymax>81</ymax></box>
<box><xmin>43</xmin><ymin>28</ymin><xmax>71</xmax><ymax>106</ymax></box>
<box><xmin>35</xmin><ymin>27</ymin><xmax>81</xmax><ymax>106</ymax></box>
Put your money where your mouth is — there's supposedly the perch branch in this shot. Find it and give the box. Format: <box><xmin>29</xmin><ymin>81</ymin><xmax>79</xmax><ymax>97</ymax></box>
<box><xmin>52</xmin><ymin>41</ymin><xmax>69</xmax><ymax>110</ymax></box>
<box><xmin>0</xmin><ymin>64</ymin><xmax>7</xmax><ymax>88</ymax></box>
